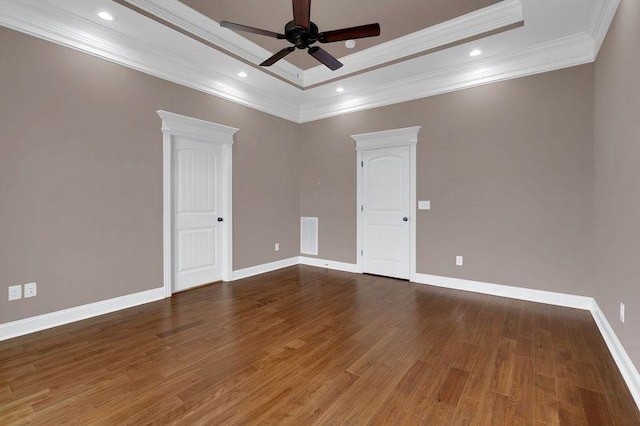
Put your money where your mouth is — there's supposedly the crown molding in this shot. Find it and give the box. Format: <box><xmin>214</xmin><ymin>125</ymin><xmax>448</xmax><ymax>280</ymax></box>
<box><xmin>299</xmin><ymin>33</ymin><xmax>596</xmax><ymax>122</ymax></box>
<box><xmin>302</xmin><ymin>0</ymin><xmax>524</xmax><ymax>87</ymax></box>
<box><xmin>0</xmin><ymin>0</ymin><xmax>300</xmax><ymax>122</ymax></box>
<box><xmin>588</xmin><ymin>0</ymin><xmax>621</xmax><ymax>57</ymax></box>
<box><xmin>123</xmin><ymin>0</ymin><xmax>302</xmax><ymax>86</ymax></box>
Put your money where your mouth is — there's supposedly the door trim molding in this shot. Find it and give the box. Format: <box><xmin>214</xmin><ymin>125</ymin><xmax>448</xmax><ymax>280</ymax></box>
<box><xmin>157</xmin><ymin>110</ymin><xmax>239</xmax><ymax>297</ymax></box>
<box><xmin>352</xmin><ymin>126</ymin><xmax>422</xmax><ymax>278</ymax></box>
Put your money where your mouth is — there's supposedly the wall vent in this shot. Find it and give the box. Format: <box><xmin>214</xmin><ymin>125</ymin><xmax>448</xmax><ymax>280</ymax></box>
<box><xmin>300</xmin><ymin>217</ymin><xmax>318</xmax><ymax>255</ymax></box>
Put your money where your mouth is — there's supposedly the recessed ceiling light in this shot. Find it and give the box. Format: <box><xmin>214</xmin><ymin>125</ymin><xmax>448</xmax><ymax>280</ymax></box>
<box><xmin>470</xmin><ymin>49</ymin><xmax>482</xmax><ymax>57</ymax></box>
<box><xmin>238</xmin><ymin>71</ymin><xmax>248</xmax><ymax>78</ymax></box>
<box><xmin>345</xmin><ymin>40</ymin><xmax>356</xmax><ymax>49</ymax></box>
<box><xmin>98</xmin><ymin>11</ymin><xmax>114</xmax><ymax>21</ymax></box>
<box><xmin>336</xmin><ymin>87</ymin><xmax>345</xmax><ymax>93</ymax></box>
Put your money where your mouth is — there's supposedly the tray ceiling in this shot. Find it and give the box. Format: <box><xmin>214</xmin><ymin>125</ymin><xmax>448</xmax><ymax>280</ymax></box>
<box><xmin>119</xmin><ymin>0</ymin><xmax>524</xmax><ymax>87</ymax></box>
<box><xmin>180</xmin><ymin>0</ymin><xmax>500</xmax><ymax>69</ymax></box>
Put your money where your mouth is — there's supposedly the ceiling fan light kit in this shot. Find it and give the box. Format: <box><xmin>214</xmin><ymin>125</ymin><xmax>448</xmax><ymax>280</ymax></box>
<box><xmin>220</xmin><ymin>0</ymin><xmax>381</xmax><ymax>70</ymax></box>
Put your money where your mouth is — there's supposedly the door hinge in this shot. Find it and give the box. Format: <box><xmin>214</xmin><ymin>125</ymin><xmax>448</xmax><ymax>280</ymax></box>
<box><xmin>361</xmin><ymin>161</ymin><xmax>364</xmax><ymax>167</ymax></box>
<box><xmin>361</xmin><ymin>205</ymin><xmax>363</xmax><ymax>212</ymax></box>
<box><xmin>361</xmin><ymin>250</ymin><xmax>363</xmax><ymax>256</ymax></box>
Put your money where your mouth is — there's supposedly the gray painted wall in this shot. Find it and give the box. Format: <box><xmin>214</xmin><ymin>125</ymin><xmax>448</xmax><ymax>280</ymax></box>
<box><xmin>594</xmin><ymin>0</ymin><xmax>640</xmax><ymax>369</ymax></box>
<box><xmin>0</xmin><ymin>28</ymin><xmax>300</xmax><ymax>324</ymax></box>
<box><xmin>299</xmin><ymin>65</ymin><xmax>595</xmax><ymax>297</ymax></box>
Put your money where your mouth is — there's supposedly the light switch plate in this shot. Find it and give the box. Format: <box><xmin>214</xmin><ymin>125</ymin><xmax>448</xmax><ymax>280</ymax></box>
<box><xmin>456</xmin><ymin>256</ymin><xmax>464</xmax><ymax>266</ymax></box>
<box><xmin>418</xmin><ymin>200</ymin><xmax>431</xmax><ymax>210</ymax></box>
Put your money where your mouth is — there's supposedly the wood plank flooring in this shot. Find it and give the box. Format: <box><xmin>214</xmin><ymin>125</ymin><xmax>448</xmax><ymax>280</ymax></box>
<box><xmin>1</xmin><ymin>265</ymin><xmax>638</xmax><ymax>424</ymax></box>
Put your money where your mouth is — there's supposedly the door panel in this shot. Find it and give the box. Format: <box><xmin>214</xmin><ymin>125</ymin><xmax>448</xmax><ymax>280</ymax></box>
<box><xmin>362</xmin><ymin>146</ymin><xmax>411</xmax><ymax>279</ymax></box>
<box><xmin>368</xmin><ymin>156</ymin><xmax>404</xmax><ymax>211</ymax></box>
<box><xmin>177</xmin><ymin>228</ymin><xmax>217</xmax><ymax>271</ymax></box>
<box><xmin>173</xmin><ymin>138</ymin><xmax>223</xmax><ymax>292</ymax></box>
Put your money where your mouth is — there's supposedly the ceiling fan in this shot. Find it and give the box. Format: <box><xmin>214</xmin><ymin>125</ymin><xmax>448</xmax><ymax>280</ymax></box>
<box><xmin>220</xmin><ymin>0</ymin><xmax>381</xmax><ymax>71</ymax></box>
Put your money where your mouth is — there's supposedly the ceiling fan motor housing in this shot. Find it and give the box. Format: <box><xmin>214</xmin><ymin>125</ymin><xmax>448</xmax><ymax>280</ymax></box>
<box><xmin>285</xmin><ymin>20</ymin><xmax>319</xmax><ymax>49</ymax></box>
<box><xmin>220</xmin><ymin>0</ymin><xmax>380</xmax><ymax>70</ymax></box>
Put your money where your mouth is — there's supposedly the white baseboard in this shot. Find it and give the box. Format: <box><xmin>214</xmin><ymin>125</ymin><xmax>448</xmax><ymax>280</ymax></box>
<box><xmin>231</xmin><ymin>256</ymin><xmax>359</xmax><ymax>281</ymax></box>
<box><xmin>591</xmin><ymin>301</ymin><xmax>640</xmax><ymax>409</ymax></box>
<box><xmin>298</xmin><ymin>256</ymin><xmax>360</xmax><ymax>273</ymax></box>
<box><xmin>231</xmin><ymin>257</ymin><xmax>299</xmax><ymax>280</ymax></box>
<box><xmin>411</xmin><ymin>272</ymin><xmax>594</xmax><ymax>310</ymax></box>
<box><xmin>0</xmin><ymin>287</ymin><xmax>165</xmax><ymax>342</ymax></box>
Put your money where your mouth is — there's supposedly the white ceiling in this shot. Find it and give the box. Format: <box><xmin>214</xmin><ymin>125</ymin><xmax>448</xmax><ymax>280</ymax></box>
<box><xmin>0</xmin><ymin>0</ymin><xmax>620</xmax><ymax>123</ymax></box>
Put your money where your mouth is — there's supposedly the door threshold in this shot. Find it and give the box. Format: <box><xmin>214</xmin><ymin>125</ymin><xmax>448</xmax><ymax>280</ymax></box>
<box><xmin>363</xmin><ymin>273</ymin><xmax>409</xmax><ymax>281</ymax></box>
<box><xmin>172</xmin><ymin>280</ymin><xmax>223</xmax><ymax>294</ymax></box>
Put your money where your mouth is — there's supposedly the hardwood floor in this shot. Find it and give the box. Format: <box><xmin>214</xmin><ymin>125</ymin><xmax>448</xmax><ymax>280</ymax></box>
<box><xmin>1</xmin><ymin>265</ymin><xmax>638</xmax><ymax>424</ymax></box>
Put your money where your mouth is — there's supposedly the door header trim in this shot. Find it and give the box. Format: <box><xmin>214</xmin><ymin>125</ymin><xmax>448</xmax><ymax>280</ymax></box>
<box><xmin>352</xmin><ymin>126</ymin><xmax>422</xmax><ymax>151</ymax></box>
<box><xmin>157</xmin><ymin>110</ymin><xmax>239</xmax><ymax>144</ymax></box>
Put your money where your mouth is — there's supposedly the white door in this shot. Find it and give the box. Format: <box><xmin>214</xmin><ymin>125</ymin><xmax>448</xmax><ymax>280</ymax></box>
<box><xmin>173</xmin><ymin>137</ymin><xmax>224</xmax><ymax>292</ymax></box>
<box><xmin>362</xmin><ymin>146</ymin><xmax>411</xmax><ymax>279</ymax></box>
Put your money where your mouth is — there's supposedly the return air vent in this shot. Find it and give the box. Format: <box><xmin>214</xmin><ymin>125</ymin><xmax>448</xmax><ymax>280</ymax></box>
<box><xmin>300</xmin><ymin>217</ymin><xmax>318</xmax><ymax>255</ymax></box>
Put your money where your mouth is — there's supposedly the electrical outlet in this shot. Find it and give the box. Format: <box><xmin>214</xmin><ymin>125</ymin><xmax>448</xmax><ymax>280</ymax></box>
<box><xmin>620</xmin><ymin>302</ymin><xmax>625</xmax><ymax>323</ymax></box>
<box><xmin>8</xmin><ymin>285</ymin><xmax>22</xmax><ymax>301</ymax></box>
<box><xmin>275</xmin><ymin>243</ymin><xmax>280</xmax><ymax>252</ymax></box>
<box><xmin>24</xmin><ymin>282</ymin><xmax>37</xmax><ymax>298</ymax></box>
<box><xmin>456</xmin><ymin>256</ymin><xmax>464</xmax><ymax>266</ymax></box>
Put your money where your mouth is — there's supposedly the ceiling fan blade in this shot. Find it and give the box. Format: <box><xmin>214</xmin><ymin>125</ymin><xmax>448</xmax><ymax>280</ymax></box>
<box><xmin>308</xmin><ymin>46</ymin><xmax>343</xmax><ymax>71</ymax></box>
<box><xmin>292</xmin><ymin>0</ymin><xmax>311</xmax><ymax>29</ymax></box>
<box><xmin>260</xmin><ymin>47</ymin><xmax>296</xmax><ymax>67</ymax></box>
<box><xmin>220</xmin><ymin>21</ymin><xmax>285</xmax><ymax>39</ymax></box>
<box><xmin>318</xmin><ymin>23</ymin><xmax>381</xmax><ymax>43</ymax></box>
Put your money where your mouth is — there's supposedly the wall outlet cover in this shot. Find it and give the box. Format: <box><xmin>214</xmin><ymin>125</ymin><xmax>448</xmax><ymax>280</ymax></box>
<box><xmin>8</xmin><ymin>285</ymin><xmax>22</xmax><ymax>301</ymax></box>
<box><xmin>24</xmin><ymin>282</ymin><xmax>37</xmax><ymax>298</ymax></box>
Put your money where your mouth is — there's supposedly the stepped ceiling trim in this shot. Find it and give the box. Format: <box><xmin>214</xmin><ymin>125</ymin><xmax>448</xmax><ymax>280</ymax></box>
<box><xmin>122</xmin><ymin>0</ymin><xmax>524</xmax><ymax>88</ymax></box>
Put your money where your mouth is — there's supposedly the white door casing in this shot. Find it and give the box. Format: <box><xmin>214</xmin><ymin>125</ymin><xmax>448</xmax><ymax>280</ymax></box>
<box><xmin>353</xmin><ymin>126</ymin><xmax>421</xmax><ymax>280</ymax></box>
<box><xmin>361</xmin><ymin>146</ymin><xmax>411</xmax><ymax>279</ymax></box>
<box><xmin>173</xmin><ymin>138</ymin><xmax>222</xmax><ymax>291</ymax></box>
<box><xmin>158</xmin><ymin>111</ymin><xmax>238</xmax><ymax>297</ymax></box>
